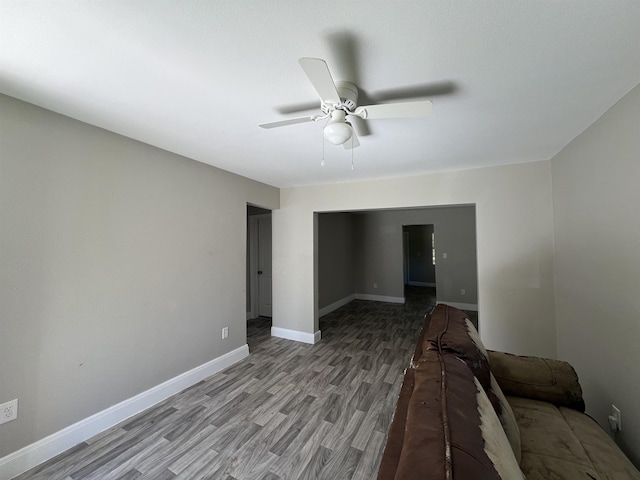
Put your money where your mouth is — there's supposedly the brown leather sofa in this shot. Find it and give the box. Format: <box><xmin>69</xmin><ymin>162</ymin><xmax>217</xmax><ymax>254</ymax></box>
<box><xmin>377</xmin><ymin>304</ymin><xmax>640</xmax><ymax>480</ymax></box>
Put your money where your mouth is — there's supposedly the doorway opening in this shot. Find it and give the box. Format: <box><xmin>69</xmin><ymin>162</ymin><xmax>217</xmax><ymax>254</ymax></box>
<box><xmin>247</xmin><ymin>205</ymin><xmax>272</xmax><ymax>350</ymax></box>
<box><xmin>402</xmin><ymin>224</ymin><xmax>437</xmax><ymax>312</ymax></box>
<box><xmin>316</xmin><ymin>205</ymin><xmax>478</xmax><ymax>330</ymax></box>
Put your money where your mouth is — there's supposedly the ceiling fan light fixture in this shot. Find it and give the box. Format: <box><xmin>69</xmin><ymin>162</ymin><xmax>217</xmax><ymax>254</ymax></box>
<box><xmin>259</xmin><ymin>58</ymin><xmax>435</xmax><ymax>149</ymax></box>
<box><xmin>323</xmin><ymin>110</ymin><xmax>352</xmax><ymax>145</ymax></box>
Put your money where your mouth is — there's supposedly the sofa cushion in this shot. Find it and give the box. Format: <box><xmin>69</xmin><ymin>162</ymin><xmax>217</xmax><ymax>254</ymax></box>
<box><xmin>559</xmin><ymin>406</ymin><xmax>640</xmax><ymax>480</ymax></box>
<box><xmin>378</xmin><ymin>350</ymin><xmax>524</xmax><ymax>480</ymax></box>
<box><xmin>421</xmin><ymin>304</ymin><xmax>519</xmax><ymax>449</ymax></box>
<box><xmin>488</xmin><ymin>350</ymin><xmax>585</xmax><ymax>411</ymax></box>
<box><xmin>422</xmin><ymin>304</ymin><xmax>492</xmax><ymax>391</ymax></box>
<box><xmin>409</xmin><ymin>308</ymin><xmax>430</xmax><ymax>367</ymax></box>
<box><xmin>376</xmin><ymin>368</ymin><xmax>415</xmax><ymax>480</ymax></box>
<box><xmin>508</xmin><ymin>396</ymin><xmax>597</xmax><ymax>479</ymax></box>
<box><xmin>508</xmin><ymin>396</ymin><xmax>640</xmax><ymax>480</ymax></box>
<box><xmin>490</xmin><ymin>372</ymin><xmax>521</xmax><ymax>464</ymax></box>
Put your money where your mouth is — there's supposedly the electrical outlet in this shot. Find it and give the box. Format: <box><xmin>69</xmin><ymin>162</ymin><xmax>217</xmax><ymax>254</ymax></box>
<box><xmin>461</xmin><ymin>289</ymin><xmax>466</xmax><ymax>295</ymax></box>
<box><xmin>0</xmin><ymin>399</ymin><xmax>18</xmax><ymax>425</ymax></box>
<box><xmin>221</xmin><ymin>326</ymin><xmax>229</xmax><ymax>339</ymax></box>
<box><xmin>373</xmin><ymin>283</ymin><xmax>377</xmax><ymax>289</ymax></box>
<box><xmin>608</xmin><ymin>404</ymin><xmax>621</xmax><ymax>432</ymax></box>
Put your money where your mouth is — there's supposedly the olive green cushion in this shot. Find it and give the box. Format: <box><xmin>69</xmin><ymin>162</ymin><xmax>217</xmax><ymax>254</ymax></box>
<box><xmin>508</xmin><ymin>396</ymin><xmax>640</xmax><ymax>480</ymax></box>
<box><xmin>488</xmin><ymin>350</ymin><xmax>585</xmax><ymax>411</ymax></box>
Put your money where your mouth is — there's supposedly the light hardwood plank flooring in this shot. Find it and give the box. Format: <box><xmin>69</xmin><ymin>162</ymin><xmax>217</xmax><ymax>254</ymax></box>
<box><xmin>15</xmin><ymin>287</ymin><xmax>438</xmax><ymax>480</ymax></box>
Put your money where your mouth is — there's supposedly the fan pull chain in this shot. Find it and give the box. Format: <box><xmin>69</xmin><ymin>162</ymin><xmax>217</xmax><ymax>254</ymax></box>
<box><xmin>351</xmin><ymin>135</ymin><xmax>355</xmax><ymax>170</ymax></box>
<box><xmin>321</xmin><ymin>134</ymin><xmax>325</xmax><ymax>166</ymax></box>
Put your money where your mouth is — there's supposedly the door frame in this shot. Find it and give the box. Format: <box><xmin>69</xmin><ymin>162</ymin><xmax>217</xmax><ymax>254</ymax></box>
<box><xmin>249</xmin><ymin>213</ymin><xmax>271</xmax><ymax>319</ymax></box>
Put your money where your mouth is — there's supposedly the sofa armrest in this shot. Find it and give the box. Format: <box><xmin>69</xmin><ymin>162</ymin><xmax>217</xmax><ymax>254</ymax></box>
<box><xmin>487</xmin><ymin>350</ymin><xmax>585</xmax><ymax>412</ymax></box>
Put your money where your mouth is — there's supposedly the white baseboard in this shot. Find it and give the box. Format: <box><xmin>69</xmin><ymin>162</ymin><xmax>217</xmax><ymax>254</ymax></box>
<box><xmin>318</xmin><ymin>294</ymin><xmax>356</xmax><ymax>317</ymax></box>
<box><xmin>319</xmin><ymin>293</ymin><xmax>407</xmax><ymax>317</ymax></box>
<box><xmin>437</xmin><ymin>300</ymin><xmax>478</xmax><ymax>311</ymax></box>
<box><xmin>355</xmin><ymin>294</ymin><xmax>405</xmax><ymax>304</ymax></box>
<box><xmin>0</xmin><ymin>345</ymin><xmax>249</xmax><ymax>480</ymax></box>
<box><xmin>271</xmin><ymin>326</ymin><xmax>321</xmax><ymax>344</ymax></box>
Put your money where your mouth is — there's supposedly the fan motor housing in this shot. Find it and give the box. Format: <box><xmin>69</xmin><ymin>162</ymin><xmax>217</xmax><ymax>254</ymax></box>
<box><xmin>335</xmin><ymin>81</ymin><xmax>358</xmax><ymax>111</ymax></box>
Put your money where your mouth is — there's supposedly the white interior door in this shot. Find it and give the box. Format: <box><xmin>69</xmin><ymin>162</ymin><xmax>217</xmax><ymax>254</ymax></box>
<box><xmin>257</xmin><ymin>215</ymin><xmax>272</xmax><ymax>317</ymax></box>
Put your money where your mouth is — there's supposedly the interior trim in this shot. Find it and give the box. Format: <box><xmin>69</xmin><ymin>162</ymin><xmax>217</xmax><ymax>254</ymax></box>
<box><xmin>356</xmin><ymin>294</ymin><xmax>405</xmax><ymax>304</ymax></box>
<box><xmin>0</xmin><ymin>345</ymin><xmax>250</xmax><ymax>480</ymax></box>
<box><xmin>271</xmin><ymin>326</ymin><xmax>321</xmax><ymax>344</ymax></box>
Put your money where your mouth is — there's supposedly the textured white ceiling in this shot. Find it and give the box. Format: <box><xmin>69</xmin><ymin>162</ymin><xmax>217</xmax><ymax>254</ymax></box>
<box><xmin>2</xmin><ymin>1</ymin><xmax>639</xmax><ymax>187</ymax></box>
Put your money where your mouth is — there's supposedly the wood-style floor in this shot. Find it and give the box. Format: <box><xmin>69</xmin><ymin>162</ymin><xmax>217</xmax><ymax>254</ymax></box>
<box><xmin>15</xmin><ymin>287</ymin><xmax>438</xmax><ymax>480</ymax></box>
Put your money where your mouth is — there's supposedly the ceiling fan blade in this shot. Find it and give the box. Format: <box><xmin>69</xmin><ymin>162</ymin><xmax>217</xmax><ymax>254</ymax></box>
<box><xmin>354</xmin><ymin>100</ymin><xmax>433</xmax><ymax>120</ymax></box>
<box><xmin>298</xmin><ymin>58</ymin><xmax>341</xmax><ymax>105</ymax></box>
<box><xmin>343</xmin><ymin>128</ymin><xmax>360</xmax><ymax>150</ymax></box>
<box><xmin>347</xmin><ymin>114</ymin><xmax>371</xmax><ymax>137</ymax></box>
<box><xmin>259</xmin><ymin>116</ymin><xmax>316</xmax><ymax>129</ymax></box>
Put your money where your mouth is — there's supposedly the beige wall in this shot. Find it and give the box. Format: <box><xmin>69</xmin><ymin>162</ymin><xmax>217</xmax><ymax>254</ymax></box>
<box><xmin>0</xmin><ymin>94</ymin><xmax>279</xmax><ymax>457</ymax></box>
<box><xmin>552</xmin><ymin>83</ymin><xmax>640</xmax><ymax>465</ymax></box>
<box><xmin>273</xmin><ymin>160</ymin><xmax>556</xmax><ymax>356</ymax></box>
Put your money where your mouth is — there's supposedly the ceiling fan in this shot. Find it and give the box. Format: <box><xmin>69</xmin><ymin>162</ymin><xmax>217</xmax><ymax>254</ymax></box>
<box><xmin>259</xmin><ymin>57</ymin><xmax>433</xmax><ymax>149</ymax></box>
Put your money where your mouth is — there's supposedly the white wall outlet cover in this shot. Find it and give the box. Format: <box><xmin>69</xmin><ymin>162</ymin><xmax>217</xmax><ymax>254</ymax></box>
<box><xmin>608</xmin><ymin>404</ymin><xmax>621</xmax><ymax>431</ymax></box>
<box><xmin>0</xmin><ymin>398</ymin><xmax>18</xmax><ymax>425</ymax></box>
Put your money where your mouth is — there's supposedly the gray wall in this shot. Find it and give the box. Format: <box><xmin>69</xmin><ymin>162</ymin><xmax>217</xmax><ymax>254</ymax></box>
<box><xmin>317</xmin><ymin>213</ymin><xmax>356</xmax><ymax>308</ymax></box>
<box><xmin>353</xmin><ymin>207</ymin><xmax>477</xmax><ymax>304</ymax></box>
<box><xmin>316</xmin><ymin>206</ymin><xmax>477</xmax><ymax>309</ymax></box>
<box><xmin>552</xmin><ymin>83</ymin><xmax>640</xmax><ymax>465</ymax></box>
<box><xmin>0</xmin><ymin>94</ymin><xmax>279</xmax><ymax>457</ymax></box>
